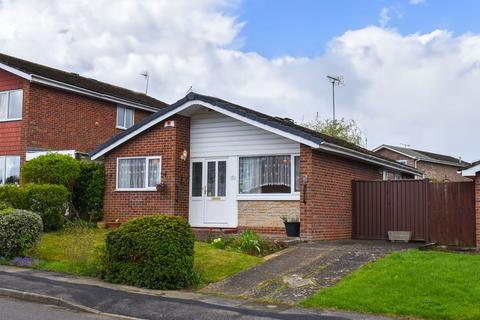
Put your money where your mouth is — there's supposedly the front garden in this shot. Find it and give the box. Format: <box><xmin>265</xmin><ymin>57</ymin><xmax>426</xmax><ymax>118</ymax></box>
<box><xmin>0</xmin><ymin>154</ymin><xmax>267</xmax><ymax>289</ymax></box>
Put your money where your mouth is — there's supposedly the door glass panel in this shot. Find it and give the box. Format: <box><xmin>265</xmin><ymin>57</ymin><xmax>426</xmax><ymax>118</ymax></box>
<box><xmin>191</xmin><ymin>162</ymin><xmax>203</xmax><ymax>197</ymax></box>
<box><xmin>207</xmin><ymin>161</ymin><xmax>216</xmax><ymax>197</ymax></box>
<box><xmin>217</xmin><ymin>161</ymin><xmax>226</xmax><ymax>197</ymax></box>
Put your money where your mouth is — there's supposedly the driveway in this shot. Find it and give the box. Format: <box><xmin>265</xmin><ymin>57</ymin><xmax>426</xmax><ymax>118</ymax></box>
<box><xmin>202</xmin><ymin>240</ymin><xmax>423</xmax><ymax>304</ymax></box>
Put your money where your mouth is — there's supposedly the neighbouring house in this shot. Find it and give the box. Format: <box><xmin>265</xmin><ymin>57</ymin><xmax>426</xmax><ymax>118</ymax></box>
<box><xmin>373</xmin><ymin>144</ymin><xmax>470</xmax><ymax>182</ymax></box>
<box><xmin>90</xmin><ymin>92</ymin><xmax>422</xmax><ymax>239</ymax></box>
<box><xmin>0</xmin><ymin>53</ymin><xmax>167</xmax><ymax>184</ymax></box>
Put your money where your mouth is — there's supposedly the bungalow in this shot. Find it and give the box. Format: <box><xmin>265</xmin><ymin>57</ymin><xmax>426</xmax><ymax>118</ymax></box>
<box><xmin>90</xmin><ymin>93</ymin><xmax>421</xmax><ymax>239</ymax></box>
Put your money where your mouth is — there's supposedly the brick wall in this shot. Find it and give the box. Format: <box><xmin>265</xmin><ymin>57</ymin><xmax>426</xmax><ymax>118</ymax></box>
<box><xmin>376</xmin><ymin>148</ymin><xmax>468</xmax><ymax>182</ymax></box>
<box><xmin>25</xmin><ymin>83</ymin><xmax>152</xmax><ymax>153</ymax></box>
<box><xmin>300</xmin><ymin>145</ymin><xmax>382</xmax><ymax>239</ymax></box>
<box><xmin>103</xmin><ymin>115</ymin><xmax>190</xmax><ymax>222</ymax></box>
<box><xmin>0</xmin><ymin>69</ymin><xmax>25</xmax><ymax>157</ymax></box>
<box><xmin>238</xmin><ymin>200</ymin><xmax>299</xmax><ymax>234</ymax></box>
<box><xmin>475</xmin><ymin>173</ymin><xmax>480</xmax><ymax>247</ymax></box>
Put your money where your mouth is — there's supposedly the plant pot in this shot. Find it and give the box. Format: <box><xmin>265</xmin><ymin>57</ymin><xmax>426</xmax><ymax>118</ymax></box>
<box><xmin>388</xmin><ymin>231</ymin><xmax>411</xmax><ymax>242</ymax></box>
<box><xmin>284</xmin><ymin>222</ymin><xmax>300</xmax><ymax>237</ymax></box>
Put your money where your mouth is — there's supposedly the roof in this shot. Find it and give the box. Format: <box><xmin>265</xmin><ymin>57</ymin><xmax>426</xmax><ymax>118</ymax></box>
<box><xmin>0</xmin><ymin>53</ymin><xmax>168</xmax><ymax>110</ymax></box>
<box><xmin>373</xmin><ymin>144</ymin><xmax>470</xmax><ymax>168</ymax></box>
<box><xmin>89</xmin><ymin>92</ymin><xmax>422</xmax><ymax>176</ymax></box>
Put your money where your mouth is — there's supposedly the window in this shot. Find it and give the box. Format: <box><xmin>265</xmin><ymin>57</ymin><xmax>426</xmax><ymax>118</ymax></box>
<box><xmin>0</xmin><ymin>156</ymin><xmax>20</xmax><ymax>185</ymax></box>
<box><xmin>117</xmin><ymin>156</ymin><xmax>161</xmax><ymax>190</ymax></box>
<box><xmin>397</xmin><ymin>159</ymin><xmax>408</xmax><ymax>165</ymax></box>
<box><xmin>0</xmin><ymin>90</ymin><xmax>23</xmax><ymax>121</ymax></box>
<box><xmin>383</xmin><ymin>170</ymin><xmax>402</xmax><ymax>181</ymax></box>
<box><xmin>116</xmin><ymin>105</ymin><xmax>134</xmax><ymax>129</ymax></box>
<box><xmin>239</xmin><ymin>155</ymin><xmax>300</xmax><ymax>194</ymax></box>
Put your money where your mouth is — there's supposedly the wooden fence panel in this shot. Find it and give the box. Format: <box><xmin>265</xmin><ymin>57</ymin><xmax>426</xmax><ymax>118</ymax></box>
<box><xmin>352</xmin><ymin>180</ymin><xmax>475</xmax><ymax>246</ymax></box>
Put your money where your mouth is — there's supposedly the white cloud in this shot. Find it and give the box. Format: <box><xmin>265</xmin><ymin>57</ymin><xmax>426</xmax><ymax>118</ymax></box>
<box><xmin>0</xmin><ymin>0</ymin><xmax>479</xmax><ymax>161</ymax></box>
<box><xmin>409</xmin><ymin>0</ymin><xmax>426</xmax><ymax>5</ymax></box>
<box><xmin>379</xmin><ymin>7</ymin><xmax>391</xmax><ymax>28</ymax></box>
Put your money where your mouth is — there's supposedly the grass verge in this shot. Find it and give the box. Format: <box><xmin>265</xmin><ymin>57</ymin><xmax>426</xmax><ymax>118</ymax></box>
<box><xmin>301</xmin><ymin>249</ymin><xmax>480</xmax><ymax>320</ymax></box>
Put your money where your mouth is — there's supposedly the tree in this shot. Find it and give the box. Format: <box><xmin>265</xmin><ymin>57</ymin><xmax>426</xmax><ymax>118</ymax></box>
<box><xmin>302</xmin><ymin>117</ymin><xmax>367</xmax><ymax>147</ymax></box>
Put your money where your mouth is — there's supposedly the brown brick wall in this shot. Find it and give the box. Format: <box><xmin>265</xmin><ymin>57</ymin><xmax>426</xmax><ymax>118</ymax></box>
<box><xmin>103</xmin><ymin>115</ymin><xmax>190</xmax><ymax>222</ymax></box>
<box><xmin>416</xmin><ymin>161</ymin><xmax>470</xmax><ymax>182</ymax></box>
<box><xmin>0</xmin><ymin>70</ymin><xmax>25</xmax><ymax>157</ymax></box>
<box><xmin>375</xmin><ymin>149</ymin><xmax>415</xmax><ymax>167</ymax></box>
<box><xmin>25</xmin><ymin>83</ymin><xmax>152</xmax><ymax>153</ymax></box>
<box><xmin>300</xmin><ymin>145</ymin><xmax>383</xmax><ymax>239</ymax></box>
<box><xmin>238</xmin><ymin>200</ymin><xmax>299</xmax><ymax>234</ymax></box>
<box><xmin>475</xmin><ymin>173</ymin><xmax>480</xmax><ymax>247</ymax></box>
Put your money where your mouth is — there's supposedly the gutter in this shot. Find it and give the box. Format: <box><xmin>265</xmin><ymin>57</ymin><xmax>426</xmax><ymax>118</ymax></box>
<box><xmin>318</xmin><ymin>142</ymin><xmax>422</xmax><ymax>176</ymax></box>
<box><xmin>30</xmin><ymin>75</ymin><xmax>161</xmax><ymax>113</ymax></box>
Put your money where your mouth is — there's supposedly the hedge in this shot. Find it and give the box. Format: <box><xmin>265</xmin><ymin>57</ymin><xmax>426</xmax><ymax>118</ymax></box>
<box><xmin>103</xmin><ymin>215</ymin><xmax>195</xmax><ymax>289</ymax></box>
<box><xmin>22</xmin><ymin>153</ymin><xmax>81</xmax><ymax>190</ymax></box>
<box><xmin>72</xmin><ymin>161</ymin><xmax>105</xmax><ymax>222</ymax></box>
<box><xmin>0</xmin><ymin>184</ymin><xmax>69</xmax><ymax>231</ymax></box>
<box><xmin>0</xmin><ymin>209</ymin><xmax>43</xmax><ymax>257</ymax></box>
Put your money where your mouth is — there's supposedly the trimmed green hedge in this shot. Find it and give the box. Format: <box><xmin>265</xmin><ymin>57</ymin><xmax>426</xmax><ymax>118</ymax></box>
<box><xmin>22</xmin><ymin>153</ymin><xmax>81</xmax><ymax>190</ymax></box>
<box><xmin>0</xmin><ymin>184</ymin><xmax>69</xmax><ymax>231</ymax></box>
<box><xmin>103</xmin><ymin>215</ymin><xmax>195</xmax><ymax>289</ymax></box>
<box><xmin>0</xmin><ymin>209</ymin><xmax>43</xmax><ymax>257</ymax></box>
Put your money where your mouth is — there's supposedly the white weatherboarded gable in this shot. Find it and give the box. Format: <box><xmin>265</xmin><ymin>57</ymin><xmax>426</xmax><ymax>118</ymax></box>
<box><xmin>190</xmin><ymin>108</ymin><xmax>300</xmax><ymax>158</ymax></box>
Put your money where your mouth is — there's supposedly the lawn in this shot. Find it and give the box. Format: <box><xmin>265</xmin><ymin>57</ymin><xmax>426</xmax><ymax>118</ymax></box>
<box><xmin>301</xmin><ymin>249</ymin><xmax>480</xmax><ymax>320</ymax></box>
<box><xmin>29</xmin><ymin>228</ymin><xmax>262</xmax><ymax>285</ymax></box>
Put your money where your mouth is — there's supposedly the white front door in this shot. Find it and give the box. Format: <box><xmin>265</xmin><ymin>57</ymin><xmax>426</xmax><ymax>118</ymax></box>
<box><xmin>189</xmin><ymin>158</ymin><xmax>236</xmax><ymax>227</ymax></box>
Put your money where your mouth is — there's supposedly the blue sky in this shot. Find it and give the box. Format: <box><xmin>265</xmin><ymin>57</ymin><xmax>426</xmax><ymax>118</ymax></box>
<box><xmin>239</xmin><ymin>0</ymin><xmax>480</xmax><ymax>57</ymax></box>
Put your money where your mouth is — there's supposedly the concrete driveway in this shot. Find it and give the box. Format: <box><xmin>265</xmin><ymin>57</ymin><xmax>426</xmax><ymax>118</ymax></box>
<box><xmin>202</xmin><ymin>240</ymin><xmax>423</xmax><ymax>304</ymax></box>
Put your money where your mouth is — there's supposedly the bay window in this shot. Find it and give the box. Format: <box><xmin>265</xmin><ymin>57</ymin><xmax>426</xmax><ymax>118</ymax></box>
<box><xmin>117</xmin><ymin>156</ymin><xmax>161</xmax><ymax>190</ymax></box>
<box><xmin>116</xmin><ymin>105</ymin><xmax>134</xmax><ymax>129</ymax></box>
<box><xmin>0</xmin><ymin>156</ymin><xmax>20</xmax><ymax>185</ymax></box>
<box><xmin>0</xmin><ymin>90</ymin><xmax>23</xmax><ymax>121</ymax></box>
<box><xmin>239</xmin><ymin>155</ymin><xmax>300</xmax><ymax>194</ymax></box>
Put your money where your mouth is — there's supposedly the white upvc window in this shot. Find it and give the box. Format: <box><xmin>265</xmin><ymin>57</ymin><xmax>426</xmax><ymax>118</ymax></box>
<box><xmin>238</xmin><ymin>154</ymin><xmax>300</xmax><ymax>196</ymax></box>
<box><xmin>0</xmin><ymin>156</ymin><xmax>21</xmax><ymax>185</ymax></box>
<box><xmin>116</xmin><ymin>105</ymin><xmax>135</xmax><ymax>129</ymax></box>
<box><xmin>0</xmin><ymin>90</ymin><xmax>23</xmax><ymax>121</ymax></box>
<box><xmin>116</xmin><ymin>156</ymin><xmax>161</xmax><ymax>191</ymax></box>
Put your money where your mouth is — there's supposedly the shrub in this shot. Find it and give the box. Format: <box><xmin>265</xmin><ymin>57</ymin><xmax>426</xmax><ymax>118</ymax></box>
<box><xmin>64</xmin><ymin>219</ymin><xmax>97</xmax><ymax>230</ymax></box>
<box><xmin>0</xmin><ymin>185</ymin><xmax>28</xmax><ymax>209</ymax></box>
<box><xmin>230</xmin><ymin>230</ymin><xmax>263</xmax><ymax>255</ymax></box>
<box><xmin>72</xmin><ymin>161</ymin><xmax>105</xmax><ymax>222</ymax></box>
<box><xmin>103</xmin><ymin>215</ymin><xmax>195</xmax><ymax>289</ymax></box>
<box><xmin>24</xmin><ymin>184</ymin><xmax>69</xmax><ymax>231</ymax></box>
<box><xmin>0</xmin><ymin>210</ymin><xmax>43</xmax><ymax>257</ymax></box>
<box><xmin>22</xmin><ymin>154</ymin><xmax>81</xmax><ymax>190</ymax></box>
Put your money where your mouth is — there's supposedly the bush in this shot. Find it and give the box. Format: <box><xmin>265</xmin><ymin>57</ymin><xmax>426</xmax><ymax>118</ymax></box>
<box><xmin>0</xmin><ymin>185</ymin><xmax>28</xmax><ymax>209</ymax></box>
<box><xmin>72</xmin><ymin>162</ymin><xmax>105</xmax><ymax>222</ymax></box>
<box><xmin>103</xmin><ymin>215</ymin><xmax>195</xmax><ymax>289</ymax></box>
<box><xmin>0</xmin><ymin>210</ymin><xmax>43</xmax><ymax>257</ymax></box>
<box><xmin>24</xmin><ymin>184</ymin><xmax>69</xmax><ymax>231</ymax></box>
<box><xmin>22</xmin><ymin>154</ymin><xmax>81</xmax><ymax>190</ymax></box>
<box><xmin>230</xmin><ymin>230</ymin><xmax>263</xmax><ymax>255</ymax></box>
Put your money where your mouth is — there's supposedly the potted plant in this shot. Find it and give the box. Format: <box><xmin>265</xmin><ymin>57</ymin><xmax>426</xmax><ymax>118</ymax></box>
<box><xmin>281</xmin><ymin>215</ymin><xmax>300</xmax><ymax>237</ymax></box>
<box><xmin>156</xmin><ymin>182</ymin><xmax>168</xmax><ymax>193</ymax></box>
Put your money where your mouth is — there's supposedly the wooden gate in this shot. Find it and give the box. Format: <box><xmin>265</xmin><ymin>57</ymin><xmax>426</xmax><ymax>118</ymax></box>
<box><xmin>352</xmin><ymin>180</ymin><xmax>475</xmax><ymax>246</ymax></box>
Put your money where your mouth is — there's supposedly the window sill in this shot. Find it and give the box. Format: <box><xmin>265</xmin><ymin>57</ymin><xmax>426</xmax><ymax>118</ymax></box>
<box><xmin>236</xmin><ymin>194</ymin><xmax>300</xmax><ymax>201</ymax></box>
<box><xmin>0</xmin><ymin>118</ymin><xmax>22</xmax><ymax>123</ymax></box>
<box><xmin>116</xmin><ymin>126</ymin><xmax>126</xmax><ymax>130</ymax></box>
<box><xmin>115</xmin><ymin>188</ymin><xmax>157</xmax><ymax>192</ymax></box>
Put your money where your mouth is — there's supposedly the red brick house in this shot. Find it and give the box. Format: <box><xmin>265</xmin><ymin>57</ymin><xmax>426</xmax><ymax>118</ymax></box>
<box><xmin>90</xmin><ymin>93</ymin><xmax>421</xmax><ymax>239</ymax></box>
<box><xmin>0</xmin><ymin>53</ymin><xmax>167</xmax><ymax>184</ymax></box>
<box><xmin>373</xmin><ymin>144</ymin><xmax>470</xmax><ymax>182</ymax></box>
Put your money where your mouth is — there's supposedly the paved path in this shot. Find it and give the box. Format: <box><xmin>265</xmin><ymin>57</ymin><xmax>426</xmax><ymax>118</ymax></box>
<box><xmin>0</xmin><ymin>296</ymin><xmax>116</xmax><ymax>320</ymax></box>
<box><xmin>0</xmin><ymin>266</ymin><xmax>394</xmax><ymax>320</ymax></box>
<box><xmin>202</xmin><ymin>240</ymin><xmax>422</xmax><ymax>304</ymax></box>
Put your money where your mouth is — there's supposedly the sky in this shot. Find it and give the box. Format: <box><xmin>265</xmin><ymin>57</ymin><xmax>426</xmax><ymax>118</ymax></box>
<box><xmin>0</xmin><ymin>0</ymin><xmax>479</xmax><ymax>160</ymax></box>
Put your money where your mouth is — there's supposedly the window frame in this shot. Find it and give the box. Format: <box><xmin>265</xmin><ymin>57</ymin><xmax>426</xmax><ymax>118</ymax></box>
<box><xmin>237</xmin><ymin>154</ymin><xmax>300</xmax><ymax>200</ymax></box>
<box><xmin>115</xmin><ymin>156</ymin><xmax>161</xmax><ymax>191</ymax></box>
<box><xmin>0</xmin><ymin>89</ymin><xmax>23</xmax><ymax>122</ymax></box>
<box><xmin>0</xmin><ymin>155</ymin><xmax>21</xmax><ymax>185</ymax></box>
<box><xmin>116</xmin><ymin>105</ymin><xmax>135</xmax><ymax>130</ymax></box>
